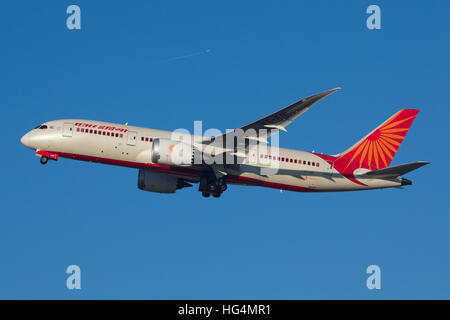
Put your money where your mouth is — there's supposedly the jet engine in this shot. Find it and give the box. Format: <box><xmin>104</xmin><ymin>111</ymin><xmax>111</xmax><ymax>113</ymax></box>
<box><xmin>152</xmin><ymin>138</ymin><xmax>199</xmax><ymax>166</ymax></box>
<box><xmin>137</xmin><ymin>170</ymin><xmax>192</xmax><ymax>193</ymax></box>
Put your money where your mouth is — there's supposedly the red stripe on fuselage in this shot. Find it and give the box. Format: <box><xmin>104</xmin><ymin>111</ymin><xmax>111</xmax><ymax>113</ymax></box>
<box><xmin>312</xmin><ymin>152</ymin><xmax>367</xmax><ymax>186</ymax></box>
<box><xmin>226</xmin><ymin>175</ymin><xmax>317</xmax><ymax>192</ymax></box>
<box><xmin>47</xmin><ymin>151</ymin><xmax>317</xmax><ymax>192</ymax></box>
<box><xmin>55</xmin><ymin>151</ymin><xmax>203</xmax><ymax>180</ymax></box>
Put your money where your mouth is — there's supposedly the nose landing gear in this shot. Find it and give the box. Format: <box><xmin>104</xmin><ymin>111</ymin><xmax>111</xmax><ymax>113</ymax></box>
<box><xmin>36</xmin><ymin>151</ymin><xmax>59</xmax><ymax>165</ymax></box>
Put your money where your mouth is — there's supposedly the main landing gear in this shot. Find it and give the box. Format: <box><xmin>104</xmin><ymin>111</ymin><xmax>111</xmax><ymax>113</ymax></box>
<box><xmin>199</xmin><ymin>172</ymin><xmax>227</xmax><ymax>198</ymax></box>
<box><xmin>201</xmin><ymin>191</ymin><xmax>224</xmax><ymax>198</ymax></box>
<box><xmin>40</xmin><ymin>156</ymin><xmax>48</xmax><ymax>165</ymax></box>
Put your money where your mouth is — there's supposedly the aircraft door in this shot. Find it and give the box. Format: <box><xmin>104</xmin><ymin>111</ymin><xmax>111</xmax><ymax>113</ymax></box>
<box><xmin>324</xmin><ymin>160</ymin><xmax>335</xmax><ymax>184</ymax></box>
<box><xmin>127</xmin><ymin>131</ymin><xmax>137</xmax><ymax>146</ymax></box>
<box><xmin>62</xmin><ymin>123</ymin><xmax>74</xmax><ymax>137</ymax></box>
<box><xmin>325</xmin><ymin>160</ymin><xmax>334</xmax><ymax>176</ymax></box>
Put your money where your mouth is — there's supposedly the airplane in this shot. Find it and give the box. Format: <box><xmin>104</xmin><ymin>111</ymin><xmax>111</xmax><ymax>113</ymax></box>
<box><xmin>20</xmin><ymin>88</ymin><xmax>429</xmax><ymax>198</ymax></box>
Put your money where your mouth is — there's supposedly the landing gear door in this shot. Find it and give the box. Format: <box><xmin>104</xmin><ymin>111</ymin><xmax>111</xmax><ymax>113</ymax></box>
<box><xmin>63</xmin><ymin>123</ymin><xmax>74</xmax><ymax>137</ymax></box>
<box><xmin>127</xmin><ymin>131</ymin><xmax>137</xmax><ymax>146</ymax></box>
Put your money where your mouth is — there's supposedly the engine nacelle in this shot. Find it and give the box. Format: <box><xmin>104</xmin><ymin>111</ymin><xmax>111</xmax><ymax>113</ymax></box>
<box><xmin>152</xmin><ymin>138</ymin><xmax>196</xmax><ymax>166</ymax></box>
<box><xmin>138</xmin><ymin>170</ymin><xmax>192</xmax><ymax>194</ymax></box>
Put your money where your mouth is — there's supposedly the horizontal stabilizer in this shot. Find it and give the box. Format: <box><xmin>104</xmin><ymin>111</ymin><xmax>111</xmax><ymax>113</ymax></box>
<box><xmin>365</xmin><ymin>161</ymin><xmax>430</xmax><ymax>179</ymax></box>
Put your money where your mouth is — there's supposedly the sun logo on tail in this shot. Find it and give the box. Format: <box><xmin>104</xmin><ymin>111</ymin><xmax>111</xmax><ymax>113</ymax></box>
<box><xmin>339</xmin><ymin>109</ymin><xmax>419</xmax><ymax>171</ymax></box>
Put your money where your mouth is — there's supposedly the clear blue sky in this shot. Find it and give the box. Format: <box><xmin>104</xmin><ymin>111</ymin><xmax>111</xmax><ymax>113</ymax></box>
<box><xmin>1</xmin><ymin>0</ymin><xmax>449</xmax><ymax>299</ymax></box>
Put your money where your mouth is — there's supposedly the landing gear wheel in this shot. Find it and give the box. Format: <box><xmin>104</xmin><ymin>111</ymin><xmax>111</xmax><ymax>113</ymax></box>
<box><xmin>200</xmin><ymin>172</ymin><xmax>227</xmax><ymax>198</ymax></box>
<box><xmin>215</xmin><ymin>178</ymin><xmax>227</xmax><ymax>192</ymax></box>
<box><xmin>40</xmin><ymin>156</ymin><xmax>48</xmax><ymax>165</ymax></box>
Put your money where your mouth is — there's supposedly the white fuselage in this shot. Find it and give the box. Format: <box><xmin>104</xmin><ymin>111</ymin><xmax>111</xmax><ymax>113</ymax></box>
<box><xmin>21</xmin><ymin>119</ymin><xmax>403</xmax><ymax>193</ymax></box>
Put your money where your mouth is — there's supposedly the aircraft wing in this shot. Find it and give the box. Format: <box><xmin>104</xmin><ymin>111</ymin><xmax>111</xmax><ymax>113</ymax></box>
<box><xmin>203</xmin><ymin>88</ymin><xmax>340</xmax><ymax>147</ymax></box>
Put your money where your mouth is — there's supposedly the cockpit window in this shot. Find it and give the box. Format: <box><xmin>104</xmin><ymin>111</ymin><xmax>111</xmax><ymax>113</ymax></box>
<box><xmin>36</xmin><ymin>125</ymin><xmax>48</xmax><ymax>129</ymax></box>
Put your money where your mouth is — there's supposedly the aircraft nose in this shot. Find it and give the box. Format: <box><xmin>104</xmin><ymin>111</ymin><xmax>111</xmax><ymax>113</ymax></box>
<box><xmin>21</xmin><ymin>133</ymin><xmax>31</xmax><ymax>148</ymax></box>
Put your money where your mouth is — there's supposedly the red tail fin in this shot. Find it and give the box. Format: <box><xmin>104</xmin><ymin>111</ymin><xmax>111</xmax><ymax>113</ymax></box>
<box><xmin>337</xmin><ymin>109</ymin><xmax>419</xmax><ymax>170</ymax></box>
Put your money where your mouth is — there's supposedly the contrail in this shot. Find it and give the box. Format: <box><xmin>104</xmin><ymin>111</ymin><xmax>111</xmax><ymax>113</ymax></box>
<box><xmin>157</xmin><ymin>49</ymin><xmax>211</xmax><ymax>63</ymax></box>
